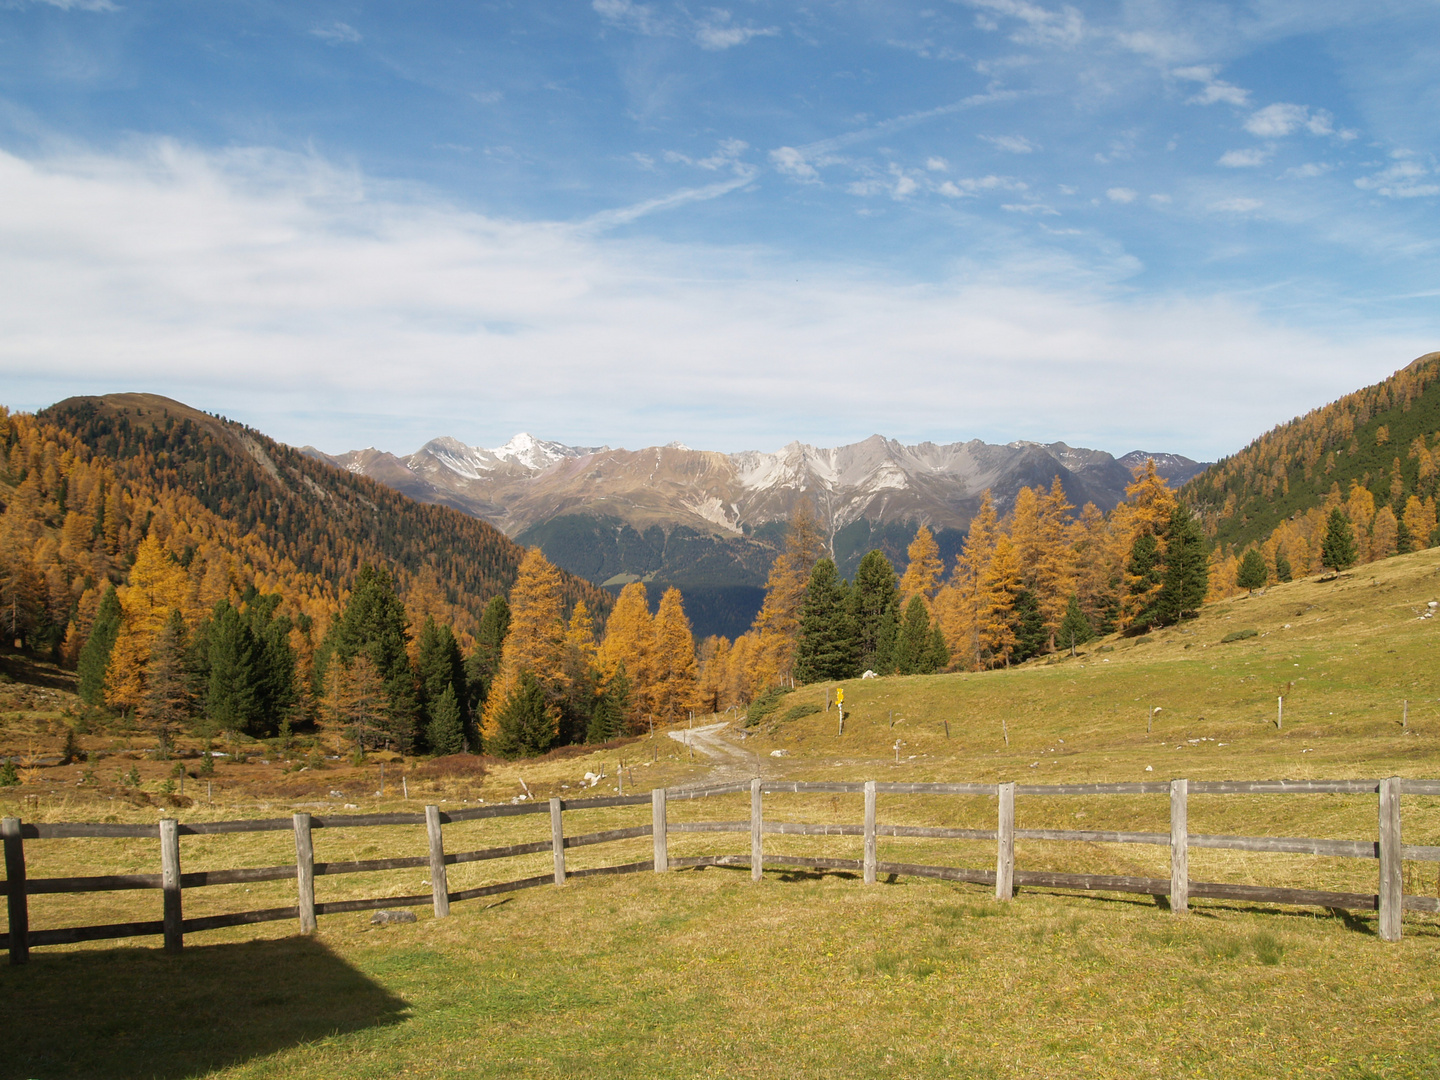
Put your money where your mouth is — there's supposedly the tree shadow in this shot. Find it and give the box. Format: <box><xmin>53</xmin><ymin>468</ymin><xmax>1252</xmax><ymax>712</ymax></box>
<box><xmin>0</xmin><ymin>935</ymin><xmax>409</xmax><ymax>1079</ymax></box>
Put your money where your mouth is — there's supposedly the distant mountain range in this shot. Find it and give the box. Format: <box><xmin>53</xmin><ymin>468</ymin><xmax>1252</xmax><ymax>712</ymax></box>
<box><xmin>303</xmin><ymin>434</ymin><xmax>1207</xmax><ymax>638</ymax></box>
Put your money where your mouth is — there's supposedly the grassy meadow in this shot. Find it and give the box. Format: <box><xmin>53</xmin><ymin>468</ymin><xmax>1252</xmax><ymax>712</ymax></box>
<box><xmin>4</xmin><ymin>546</ymin><xmax>1440</xmax><ymax>1077</ymax></box>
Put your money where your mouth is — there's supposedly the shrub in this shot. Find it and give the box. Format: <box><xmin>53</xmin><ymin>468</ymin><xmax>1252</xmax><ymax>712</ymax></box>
<box><xmin>782</xmin><ymin>703</ymin><xmax>822</xmax><ymax>722</ymax></box>
<box><xmin>745</xmin><ymin>686</ymin><xmax>794</xmax><ymax>727</ymax></box>
<box><xmin>1220</xmin><ymin>629</ymin><xmax>1258</xmax><ymax>643</ymax></box>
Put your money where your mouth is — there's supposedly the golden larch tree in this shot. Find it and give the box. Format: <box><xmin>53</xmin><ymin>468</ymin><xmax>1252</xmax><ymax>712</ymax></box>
<box><xmin>651</xmin><ymin>587</ymin><xmax>700</xmax><ymax>724</ymax></box>
<box><xmin>481</xmin><ymin>547</ymin><xmax>566</xmax><ymax>742</ymax></box>
<box><xmin>597</xmin><ymin>581</ymin><xmax>656</xmax><ymax>729</ymax></box>
<box><xmin>897</xmin><ymin>523</ymin><xmax>944</xmax><ymax>608</ymax></box>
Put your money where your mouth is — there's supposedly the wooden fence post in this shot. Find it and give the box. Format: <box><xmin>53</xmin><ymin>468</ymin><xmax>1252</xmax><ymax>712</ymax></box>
<box><xmin>652</xmin><ymin>787</ymin><xmax>668</xmax><ymax>873</ymax></box>
<box><xmin>550</xmin><ymin>798</ymin><xmax>566</xmax><ymax>886</ymax></box>
<box><xmin>1379</xmin><ymin>776</ymin><xmax>1402</xmax><ymax>942</ymax></box>
<box><xmin>2</xmin><ymin>816</ymin><xmax>27</xmax><ymax>965</ymax></box>
<box><xmin>1170</xmin><ymin>778</ymin><xmax>1188</xmax><ymax>914</ymax></box>
<box><xmin>292</xmin><ymin>812</ymin><xmax>316</xmax><ymax>934</ymax></box>
<box><xmin>751</xmin><ymin>778</ymin><xmax>763</xmax><ymax>883</ymax></box>
<box><xmin>863</xmin><ymin>781</ymin><xmax>877</xmax><ymax>885</ymax></box>
<box><xmin>426</xmin><ymin>805</ymin><xmax>450</xmax><ymax>918</ymax></box>
<box><xmin>159</xmin><ymin>818</ymin><xmax>183</xmax><ymax>952</ymax></box>
<box><xmin>996</xmin><ymin>782</ymin><xmax>1015</xmax><ymax>901</ymax></box>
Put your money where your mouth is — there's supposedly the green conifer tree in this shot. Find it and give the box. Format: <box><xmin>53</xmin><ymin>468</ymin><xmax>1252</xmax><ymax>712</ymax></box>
<box><xmin>1321</xmin><ymin>508</ymin><xmax>1358</xmax><ymax>572</ymax></box>
<box><xmin>1395</xmin><ymin>518</ymin><xmax>1415</xmax><ymax>556</ymax></box>
<box><xmin>76</xmin><ymin>584</ymin><xmax>121</xmax><ymax>706</ymax></box>
<box><xmin>1123</xmin><ymin>533</ymin><xmax>1162</xmax><ymax>633</ymax></box>
<box><xmin>1237</xmin><ymin>548</ymin><xmax>1268</xmax><ymax>594</ymax></box>
<box><xmin>331</xmin><ymin>565</ymin><xmax>419</xmax><ymax>751</ymax></box>
<box><xmin>425</xmin><ymin>684</ymin><xmax>465</xmax><ymax>756</ymax></box>
<box><xmin>1156</xmin><ymin>504</ymin><xmax>1209</xmax><ymax>623</ymax></box>
<box><xmin>143</xmin><ymin>608</ymin><xmax>192</xmax><ymax>755</ymax></box>
<box><xmin>1011</xmin><ymin>589</ymin><xmax>1047</xmax><ymax>662</ymax></box>
<box><xmin>417</xmin><ymin>616</ymin><xmax>467</xmax><ymax>750</ymax></box>
<box><xmin>490</xmin><ymin>670</ymin><xmax>557</xmax><ymax>759</ymax></box>
<box><xmin>587</xmin><ymin>666</ymin><xmax>631</xmax><ymax>743</ymax></box>
<box><xmin>1273</xmin><ymin>546</ymin><xmax>1293</xmax><ymax>583</ymax></box>
<box><xmin>850</xmin><ymin>550</ymin><xmax>898</xmax><ymax>673</ymax></box>
<box><xmin>794</xmin><ymin>559</ymin><xmax>860</xmax><ymax>683</ymax></box>
<box><xmin>465</xmin><ymin>595</ymin><xmax>510</xmax><ymax>715</ymax></box>
<box><xmin>1057</xmin><ymin>594</ymin><xmax>1093</xmax><ymax>655</ymax></box>
<box><xmin>894</xmin><ymin>595</ymin><xmax>934</xmax><ymax>675</ymax></box>
<box><xmin>925</xmin><ymin>622</ymin><xmax>950</xmax><ymax>673</ymax></box>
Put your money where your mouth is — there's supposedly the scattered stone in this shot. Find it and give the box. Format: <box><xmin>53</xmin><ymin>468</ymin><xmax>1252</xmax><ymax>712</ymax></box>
<box><xmin>862</xmin><ymin>670</ymin><xmax>878</xmax><ymax>679</ymax></box>
<box><xmin>329</xmin><ymin>790</ymin><xmax>344</xmax><ymax>798</ymax></box>
<box><xmin>371</xmin><ymin>909</ymin><xmax>417</xmax><ymax>926</ymax></box>
<box><xmin>770</xmin><ymin>749</ymin><xmax>789</xmax><ymax>757</ymax></box>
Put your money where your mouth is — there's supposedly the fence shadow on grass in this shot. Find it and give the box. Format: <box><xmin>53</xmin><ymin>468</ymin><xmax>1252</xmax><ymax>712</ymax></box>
<box><xmin>0</xmin><ymin>935</ymin><xmax>409</xmax><ymax>1080</ymax></box>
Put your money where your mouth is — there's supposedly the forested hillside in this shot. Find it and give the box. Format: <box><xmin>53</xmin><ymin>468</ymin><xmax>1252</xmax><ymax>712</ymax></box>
<box><xmin>1186</xmin><ymin>352</ymin><xmax>1440</xmax><ymax>568</ymax></box>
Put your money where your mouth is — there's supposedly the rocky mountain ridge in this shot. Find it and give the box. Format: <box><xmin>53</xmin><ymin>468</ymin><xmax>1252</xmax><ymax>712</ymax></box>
<box><xmin>302</xmin><ymin>433</ymin><xmax>1206</xmax><ymax>620</ymax></box>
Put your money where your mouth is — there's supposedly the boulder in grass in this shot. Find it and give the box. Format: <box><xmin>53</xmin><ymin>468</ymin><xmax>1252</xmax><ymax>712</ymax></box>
<box><xmin>371</xmin><ymin>909</ymin><xmax>418</xmax><ymax>926</ymax></box>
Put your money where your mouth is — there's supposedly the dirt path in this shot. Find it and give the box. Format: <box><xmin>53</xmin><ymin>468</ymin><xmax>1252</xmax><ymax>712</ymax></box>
<box><xmin>666</xmin><ymin>721</ymin><xmax>767</xmax><ymax>781</ymax></box>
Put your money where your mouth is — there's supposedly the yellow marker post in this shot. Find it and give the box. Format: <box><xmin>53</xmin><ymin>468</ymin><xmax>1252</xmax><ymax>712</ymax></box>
<box><xmin>835</xmin><ymin>688</ymin><xmax>844</xmax><ymax>737</ymax></box>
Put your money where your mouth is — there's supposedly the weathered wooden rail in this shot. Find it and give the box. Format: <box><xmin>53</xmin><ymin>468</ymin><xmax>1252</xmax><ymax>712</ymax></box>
<box><xmin>4</xmin><ymin>775</ymin><xmax>1437</xmax><ymax>963</ymax></box>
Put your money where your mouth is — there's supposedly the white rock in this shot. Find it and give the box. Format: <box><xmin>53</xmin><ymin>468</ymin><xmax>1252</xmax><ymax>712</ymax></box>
<box><xmin>862</xmin><ymin>670</ymin><xmax>878</xmax><ymax>679</ymax></box>
<box><xmin>770</xmin><ymin>749</ymin><xmax>789</xmax><ymax>757</ymax></box>
<box><xmin>1144</xmin><ymin>766</ymin><xmax>1153</xmax><ymax>772</ymax></box>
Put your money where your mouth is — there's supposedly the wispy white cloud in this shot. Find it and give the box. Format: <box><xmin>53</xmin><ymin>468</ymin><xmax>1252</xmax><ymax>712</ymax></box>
<box><xmin>694</xmin><ymin>10</ymin><xmax>779</xmax><ymax>51</ymax></box>
<box><xmin>592</xmin><ymin>1</ymin><xmax>778</xmax><ymax>51</ymax></box>
<box><xmin>1106</xmin><ymin>187</ymin><xmax>1137</xmax><ymax>203</ymax></box>
<box><xmin>966</xmin><ymin>0</ymin><xmax>1086</xmax><ymax>48</ymax></box>
<box><xmin>592</xmin><ymin>0</ymin><xmax>670</xmax><ymax>37</ymax></box>
<box><xmin>1210</xmin><ymin>197</ymin><xmax>1263</xmax><ymax>213</ymax></box>
<box><xmin>19</xmin><ymin>0</ymin><xmax>118</xmax><ymax>10</ymax></box>
<box><xmin>768</xmin><ymin>89</ymin><xmax>1024</xmax><ymax>185</ymax></box>
<box><xmin>937</xmin><ymin>175</ymin><xmax>1029</xmax><ymax>197</ymax></box>
<box><xmin>980</xmin><ymin>134</ymin><xmax>1039</xmax><ymax>154</ymax></box>
<box><xmin>1245</xmin><ymin>103</ymin><xmax>1334</xmax><ymax>138</ymax></box>
<box><xmin>1355</xmin><ymin>157</ymin><xmax>1440</xmax><ymax>199</ymax></box>
<box><xmin>310</xmin><ymin>22</ymin><xmax>362</xmax><ymax>45</ymax></box>
<box><xmin>6</xmin><ymin>138</ymin><xmax>1410</xmax><ymax>459</ymax></box>
<box><xmin>1173</xmin><ymin>66</ymin><xmax>1251</xmax><ymax>107</ymax></box>
<box><xmin>925</xmin><ymin>157</ymin><xmax>949</xmax><ymax>172</ymax></box>
<box><xmin>1218</xmin><ymin>148</ymin><xmax>1269</xmax><ymax>168</ymax></box>
<box><xmin>770</xmin><ymin>146</ymin><xmax>818</xmax><ymax>182</ymax></box>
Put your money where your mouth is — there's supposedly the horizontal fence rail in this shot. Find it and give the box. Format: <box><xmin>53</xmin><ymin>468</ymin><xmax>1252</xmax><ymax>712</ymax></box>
<box><xmin>4</xmin><ymin>775</ymin><xmax>1437</xmax><ymax>963</ymax></box>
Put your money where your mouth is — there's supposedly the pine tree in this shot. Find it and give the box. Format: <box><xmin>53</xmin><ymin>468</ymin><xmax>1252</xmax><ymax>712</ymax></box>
<box><xmin>465</xmin><ymin>595</ymin><xmax>510</xmax><ymax>715</ymax></box>
<box><xmin>490</xmin><ymin>671</ymin><xmax>557</xmax><ymax>759</ymax></box>
<box><xmin>201</xmin><ymin>601</ymin><xmax>262</xmax><ymax>737</ymax></box>
<box><xmin>1011</xmin><ymin>589</ymin><xmax>1047</xmax><ymax>662</ymax></box>
<box><xmin>417</xmin><ymin>616</ymin><xmax>466</xmax><ymax>749</ymax></box>
<box><xmin>925</xmin><ymin>622</ymin><xmax>950</xmax><ymax>673</ymax></box>
<box><xmin>894</xmin><ymin>595</ymin><xmax>934</xmax><ymax>675</ymax></box>
<box><xmin>850</xmin><ymin>550</ymin><xmax>898</xmax><ymax>674</ymax></box>
<box><xmin>331</xmin><ymin>565</ymin><xmax>419</xmax><ymax>751</ymax></box>
<box><xmin>1122</xmin><ymin>532</ymin><xmax>1162</xmax><ymax>633</ymax></box>
<box><xmin>1155</xmin><ymin>504</ymin><xmax>1209</xmax><ymax>624</ymax></box>
<box><xmin>897</xmin><ymin>524</ymin><xmax>943</xmax><ymax>607</ymax></box>
<box><xmin>587</xmin><ymin>666</ymin><xmax>631</xmax><ymax>743</ymax></box>
<box><xmin>142</xmin><ymin>608</ymin><xmax>192</xmax><ymax>754</ymax></box>
<box><xmin>1237</xmin><ymin>548</ymin><xmax>1268</xmax><ymax>594</ymax></box>
<box><xmin>794</xmin><ymin>558</ymin><xmax>859</xmax><ymax>683</ymax></box>
<box><xmin>1057</xmin><ymin>595</ymin><xmax>1092</xmax><ymax>655</ymax></box>
<box><xmin>339</xmin><ymin>653</ymin><xmax>387</xmax><ymax>753</ymax></box>
<box><xmin>1321</xmin><ymin>508</ymin><xmax>1358</xmax><ymax>572</ymax></box>
<box><xmin>426</xmin><ymin>684</ymin><xmax>464</xmax><ymax>756</ymax></box>
<box><xmin>76</xmin><ymin>584</ymin><xmax>121</xmax><ymax>705</ymax></box>
<box><xmin>651</xmin><ymin>588</ymin><xmax>700</xmax><ymax>724</ymax></box>
<box><xmin>1273</xmin><ymin>545</ymin><xmax>1293</xmax><ymax>582</ymax></box>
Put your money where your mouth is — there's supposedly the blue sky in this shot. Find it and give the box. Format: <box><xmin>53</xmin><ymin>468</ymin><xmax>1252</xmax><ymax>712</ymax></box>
<box><xmin>1</xmin><ymin>0</ymin><xmax>1436</xmax><ymax>460</ymax></box>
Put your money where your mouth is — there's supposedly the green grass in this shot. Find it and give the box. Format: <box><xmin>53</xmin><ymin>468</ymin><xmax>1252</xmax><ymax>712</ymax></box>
<box><xmin>4</xmin><ymin>870</ymin><xmax>1440</xmax><ymax>1079</ymax></box>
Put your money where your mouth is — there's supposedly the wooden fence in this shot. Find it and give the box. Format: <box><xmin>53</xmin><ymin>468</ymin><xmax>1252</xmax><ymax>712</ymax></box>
<box><xmin>4</xmin><ymin>775</ymin><xmax>1439</xmax><ymax>964</ymax></box>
